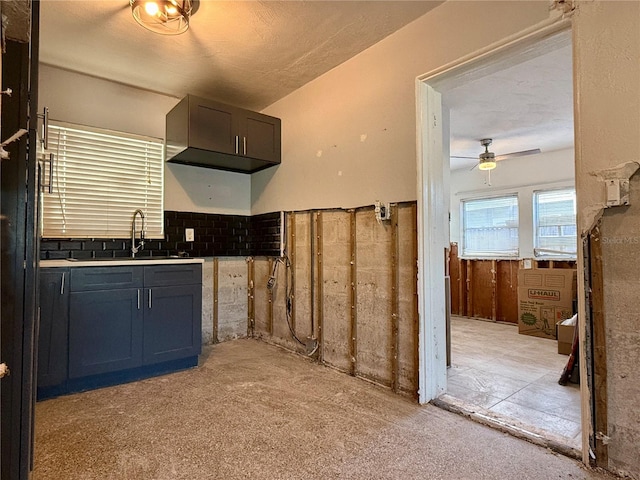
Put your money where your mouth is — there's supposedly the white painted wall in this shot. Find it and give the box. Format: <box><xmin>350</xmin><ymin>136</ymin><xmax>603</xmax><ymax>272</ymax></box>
<box><xmin>252</xmin><ymin>1</ymin><xmax>551</xmax><ymax>214</ymax></box>
<box><xmin>38</xmin><ymin>64</ymin><xmax>251</xmax><ymax>215</ymax></box>
<box><xmin>449</xmin><ymin>148</ymin><xmax>575</xmax><ymax>258</ymax></box>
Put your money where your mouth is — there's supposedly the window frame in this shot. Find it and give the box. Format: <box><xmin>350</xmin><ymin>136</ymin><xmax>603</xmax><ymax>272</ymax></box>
<box><xmin>460</xmin><ymin>193</ymin><xmax>520</xmax><ymax>259</ymax></box>
<box><xmin>533</xmin><ymin>187</ymin><xmax>577</xmax><ymax>260</ymax></box>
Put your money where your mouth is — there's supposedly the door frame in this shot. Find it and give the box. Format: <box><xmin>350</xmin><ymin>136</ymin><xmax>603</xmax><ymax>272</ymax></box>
<box><xmin>414</xmin><ymin>9</ymin><xmax>589</xmax><ymax>460</ymax></box>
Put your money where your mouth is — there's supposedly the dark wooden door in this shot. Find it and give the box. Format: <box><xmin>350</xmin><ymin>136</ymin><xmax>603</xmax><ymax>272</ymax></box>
<box><xmin>1</xmin><ymin>3</ymin><xmax>40</xmax><ymax>478</ymax></box>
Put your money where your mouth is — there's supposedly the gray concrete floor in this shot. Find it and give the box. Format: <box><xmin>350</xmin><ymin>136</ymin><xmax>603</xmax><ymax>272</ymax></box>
<box><xmin>447</xmin><ymin>316</ymin><xmax>582</xmax><ymax>450</ymax></box>
<box><xmin>34</xmin><ymin>339</ymin><xmax>610</xmax><ymax>480</ymax></box>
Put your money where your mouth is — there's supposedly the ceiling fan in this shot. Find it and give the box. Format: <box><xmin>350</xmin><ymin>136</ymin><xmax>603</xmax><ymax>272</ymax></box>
<box><xmin>451</xmin><ymin>138</ymin><xmax>541</xmax><ymax>171</ymax></box>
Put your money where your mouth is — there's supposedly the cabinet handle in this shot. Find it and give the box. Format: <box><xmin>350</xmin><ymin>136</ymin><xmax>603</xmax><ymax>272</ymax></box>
<box><xmin>46</xmin><ymin>153</ymin><xmax>55</xmax><ymax>194</ymax></box>
<box><xmin>235</xmin><ymin>135</ymin><xmax>239</xmax><ymax>154</ymax></box>
<box><xmin>137</xmin><ymin>289</ymin><xmax>141</xmax><ymax>310</ymax></box>
<box><xmin>60</xmin><ymin>272</ymin><xmax>65</xmax><ymax>295</ymax></box>
<box><xmin>38</xmin><ymin>106</ymin><xmax>49</xmax><ymax>150</ymax></box>
<box><xmin>243</xmin><ymin>136</ymin><xmax>247</xmax><ymax>156</ymax></box>
<box><xmin>40</xmin><ymin>153</ymin><xmax>55</xmax><ymax>194</ymax></box>
<box><xmin>148</xmin><ymin>289</ymin><xmax>152</xmax><ymax>309</ymax></box>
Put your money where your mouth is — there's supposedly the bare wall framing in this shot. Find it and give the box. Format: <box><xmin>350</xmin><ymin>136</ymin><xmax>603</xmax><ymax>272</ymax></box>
<box><xmin>253</xmin><ymin>203</ymin><xmax>419</xmax><ymax>397</ymax></box>
<box><xmin>596</xmin><ymin>172</ymin><xmax>640</xmax><ymax>477</ymax></box>
<box><xmin>449</xmin><ymin>243</ymin><xmax>576</xmax><ymax>323</ymax></box>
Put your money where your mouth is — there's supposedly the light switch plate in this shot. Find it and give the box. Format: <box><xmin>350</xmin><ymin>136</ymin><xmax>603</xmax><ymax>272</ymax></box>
<box><xmin>185</xmin><ymin>228</ymin><xmax>195</xmax><ymax>242</ymax></box>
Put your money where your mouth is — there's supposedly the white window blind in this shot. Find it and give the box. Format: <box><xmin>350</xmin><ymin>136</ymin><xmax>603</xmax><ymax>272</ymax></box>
<box><xmin>534</xmin><ymin>188</ymin><xmax>577</xmax><ymax>258</ymax></box>
<box><xmin>462</xmin><ymin>195</ymin><xmax>519</xmax><ymax>257</ymax></box>
<box><xmin>42</xmin><ymin>122</ymin><xmax>164</xmax><ymax>239</ymax></box>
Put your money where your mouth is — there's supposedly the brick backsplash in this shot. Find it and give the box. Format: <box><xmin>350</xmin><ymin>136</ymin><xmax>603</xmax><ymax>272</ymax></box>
<box><xmin>40</xmin><ymin>211</ymin><xmax>281</xmax><ymax>260</ymax></box>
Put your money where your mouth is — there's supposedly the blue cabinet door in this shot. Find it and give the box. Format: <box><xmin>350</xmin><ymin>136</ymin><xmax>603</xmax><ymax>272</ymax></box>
<box><xmin>69</xmin><ymin>288</ymin><xmax>143</xmax><ymax>378</ymax></box>
<box><xmin>37</xmin><ymin>269</ymin><xmax>69</xmax><ymax>390</ymax></box>
<box><xmin>143</xmin><ymin>284</ymin><xmax>202</xmax><ymax>365</ymax></box>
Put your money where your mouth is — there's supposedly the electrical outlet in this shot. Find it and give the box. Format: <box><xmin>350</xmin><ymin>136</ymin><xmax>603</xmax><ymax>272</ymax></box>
<box><xmin>185</xmin><ymin>228</ymin><xmax>195</xmax><ymax>242</ymax></box>
<box><xmin>375</xmin><ymin>201</ymin><xmax>392</xmax><ymax>222</ymax></box>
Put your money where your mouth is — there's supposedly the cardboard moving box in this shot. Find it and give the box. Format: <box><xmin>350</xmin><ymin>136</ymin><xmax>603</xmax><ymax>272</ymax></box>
<box><xmin>557</xmin><ymin>320</ymin><xmax>575</xmax><ymax>355</ymax></box>
<box><xmin>517</xmin><ymin>268</ymin><xmax>576</xmax><ymax>339</ymax></box>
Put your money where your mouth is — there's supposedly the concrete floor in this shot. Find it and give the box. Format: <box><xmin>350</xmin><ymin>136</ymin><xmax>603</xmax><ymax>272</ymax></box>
<box><xmin>446</xmin><ymin>316</ymin><xmax>582</xmax><ymax>451</ymax></box>
<box><xmin>33</xmin><ymin>339</ymin><xmax>612</xmax><ymax>480</ymax></box>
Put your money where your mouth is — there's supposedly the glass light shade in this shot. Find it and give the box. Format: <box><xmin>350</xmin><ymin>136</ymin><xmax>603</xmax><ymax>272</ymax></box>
<box><xmin>478</xmin><ymin>159</ymin><xmax>497</xmax><ymax>171</ymax></box>
<box><xmin>130</xmin><ymin>0</ymin><xmax>198</xmax><ymax>35</ymax></box>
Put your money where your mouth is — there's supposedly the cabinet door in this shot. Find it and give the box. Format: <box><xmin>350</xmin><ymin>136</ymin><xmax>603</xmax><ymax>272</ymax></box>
<box><xmin>69</xmin><ymin>288</ymin><xmax>143</xmax><ymax>378</ymax></box>
<box><xmin>143</xmin><ymin>285</ymin><xmax>202</xmax><ymax>365</ymax></box>
<box><xmin>38</xmin><ymin>269</ymin><xmax>69</xmax><ymax>389</ymax></box>
<box><xmin>240</xmin><ymin>111</ymin><xmax>281</xmax><ymax>164</ymax></box>
<box><xmin>190</xmin><ymin>98</ymin><xmax>238</xmax><ymax>155</ymax></box>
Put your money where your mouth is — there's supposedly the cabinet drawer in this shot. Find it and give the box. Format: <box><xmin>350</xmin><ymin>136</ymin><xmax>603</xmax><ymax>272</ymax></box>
<box><xmin>144</xmin><ymin>264</ymin><xmax>202</xmax><ymax>287</ymax></box>
<box><xmin>71</xmin><ymin>266</ymin><xmax>143</xmax><ymax>291</ymax></box>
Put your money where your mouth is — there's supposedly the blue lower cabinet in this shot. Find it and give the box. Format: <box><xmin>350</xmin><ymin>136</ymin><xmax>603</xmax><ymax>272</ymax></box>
<box><xmin>69</xmin><ymin>288</ymin><xmax>144</xmax><ymax>378</ymax></box>
<box><xmin>38</xmin><ymin>263</ymin><xmax>202</xmax><ymax>399</ymax></box>
<box><xmin>37</xmin><ymin>269</ymin><xmax>70</xmax><ymax>394</ymax></box>
<box><xmin>143</xmin><ymin>285</ymin><xmax>202</xmax><ymax>365</ymax></box>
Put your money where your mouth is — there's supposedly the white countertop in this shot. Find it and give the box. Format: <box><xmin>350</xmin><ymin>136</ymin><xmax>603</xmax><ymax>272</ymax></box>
<box><xmin>41</xmin><ymin>257</ymin><xmax>205</xmax><ymax>268</ymax></box>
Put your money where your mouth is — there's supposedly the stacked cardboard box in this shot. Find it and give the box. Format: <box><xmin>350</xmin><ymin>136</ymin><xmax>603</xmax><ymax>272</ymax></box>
<box><xmin>517</xmin><ymin>267</ymin><xmax>577</xmax><ymax>339</ymax></box>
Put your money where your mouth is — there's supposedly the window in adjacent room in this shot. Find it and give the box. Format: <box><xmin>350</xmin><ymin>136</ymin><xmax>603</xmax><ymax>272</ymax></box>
<box><xmin>533</xmin><ymin>188</ymin><xmax>577</xmax><ymax>258</ymax></box>
<box><xmin>41</xmin><ymin>121</ymin><xmax>164</xmax><ymax>238</ymax></box>
<box><xmin>462</xmin><ymin>195</ymin><xmax>519</xmax><ymax>257</ymax></box>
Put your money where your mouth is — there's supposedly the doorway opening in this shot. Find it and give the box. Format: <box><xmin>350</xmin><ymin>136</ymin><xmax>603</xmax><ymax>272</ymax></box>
<box><xmin>416</xmin><ymin>20</ymin><xmax>583</xmax><ymax>454</ymax></box>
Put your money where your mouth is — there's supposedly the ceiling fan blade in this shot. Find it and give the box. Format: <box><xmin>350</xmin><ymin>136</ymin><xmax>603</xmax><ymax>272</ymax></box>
<box><xmin>469</xmin><ymin>162</ymin><xmax>480</xmax><ymax>171</ymax></box>
<box><xmin>495</xmin><ymin>148</ymin><xmax>541</xmax><ymax>161</ymax></box>
<box><xmin>450</xmin><ymin>155</ymin><xmax>478</xmax><ymax>159</ymax></box>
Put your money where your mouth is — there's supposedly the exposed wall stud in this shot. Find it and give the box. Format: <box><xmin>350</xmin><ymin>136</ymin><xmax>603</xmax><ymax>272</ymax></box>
<box><xmin>289</xmin><ymin>212</ymin><xmax>296</xmax><ymax>331</ymax></box>
<box><xmin>268</xmin><ymin>257</ymin><xmax>274</xmax><ymax>336</ymax></box>
<box><xmin>213</xmin><ymin>258</ymin><xmax>219</xmax><ymax>343</ymax></box>
<box><xmin>412</xmin><ymin>203</ymin><xmax>419</xmax><ymax>398</ymax></box>
<box><xmin>458</xmin><ymin>256</ymin><xmax>464</xmax><ymax>315</ymax></box>
<box><xmin>466</xmin><ymin>260</ymin><xmax>473</xmax><ymax>316</ymax></box>
<box><xmin>247</xmin><ymin>257</ymin><xmax>255</xmax><ymax>337</ymax></box>
<box><xmin>590</xmin><ymin>222</ymin><xmax>608</xmax><ymax>467</ymax></box>
<box><xmin>491</xmin><ymin>259</ymin><xmax>498</xmax><ymax>321</ymax></box>
<box><xmin>349</xmin><ymin>209</ymin><xmax>358</xmax><ymax>376</ymax></box>
<box><xmin>316</xmin><ymin>210</ymin><xmax>324</xmax><ymax>361</ymax></box>
<box><xmin>310</xmin><ymin>211</ymin><xmax>315</xmax><ymax>340</ymax></box>
<box><xmin>390</xmin><ymin>204</ymin><xmax>400</xmax><ymax>393</ymax></box>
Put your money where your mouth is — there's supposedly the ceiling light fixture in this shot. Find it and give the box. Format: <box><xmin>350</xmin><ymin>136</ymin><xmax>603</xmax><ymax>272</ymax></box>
<box><xmin>130</xmin><ymin>0</ymin><xmax>199</xmax><ymax>35</ymax></box>
<box><xmin>478</xmin><ymin>138</ymin><xmax>497</xmax><ymax>171</ymax></box>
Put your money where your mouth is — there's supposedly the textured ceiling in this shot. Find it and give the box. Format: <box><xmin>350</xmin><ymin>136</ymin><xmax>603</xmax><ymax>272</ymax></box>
<box><xmin>39</xmin><ymin>2</ymin><xmax>573</xmax><ymax>169</ymax></box>
<box><xmin>445</xmin><ymin>43</ymin><xmax>574</xmax><ymax>170</ymax></box>
<box><xmin>39</xmin><ymin>1</ymin><xmax>442</xmax><ymax>111</ymax></box>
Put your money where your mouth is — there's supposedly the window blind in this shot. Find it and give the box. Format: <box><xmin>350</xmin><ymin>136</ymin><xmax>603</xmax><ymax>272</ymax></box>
<box><xmin>462</xmin><ymin>195</ymin><xmax>519</xmax><ymax>257</ymax></box>
<box><xmin>534</xmin><ymin>188</ymin><xmax>577</xmax><ymax>258</ymax></box>
<box><xmin>42</xmin><ymin>122</ymin><xmax>164</xmax><ymax>239</ymax></box>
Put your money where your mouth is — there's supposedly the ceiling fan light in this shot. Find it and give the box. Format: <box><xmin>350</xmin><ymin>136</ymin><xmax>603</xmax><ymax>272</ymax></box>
<box><xmin>478</xmin><ymin>147</ymin><xmax>496</xmax><ymax>170</ymax></box>
<box><xmin>144</xmin><ymin>1</ymin><xmax>159</xmax><ymax>16</ymax></box>
<box><xmin>478</xmin><ymin>159</ymin><xmax>496</xmax><ymax>171</ymax></box>
<box><xmin>130</xmin><ymin>0</ymin><xmax>199</xmax><ymax>35</ymax></box>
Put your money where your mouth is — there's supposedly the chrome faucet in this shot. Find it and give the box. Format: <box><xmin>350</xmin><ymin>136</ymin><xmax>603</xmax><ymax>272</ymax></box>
<box><xmin>131</xmin><ymin>209</ymin><xmax>145</xmax><ymax>257</ymax></box>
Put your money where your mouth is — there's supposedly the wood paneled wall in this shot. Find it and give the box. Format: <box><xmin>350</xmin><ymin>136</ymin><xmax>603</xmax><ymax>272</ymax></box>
<box><xmin>449</xmin><ymin>243</ymin><xmax>576</xmax><ymax>323</ymax></box>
